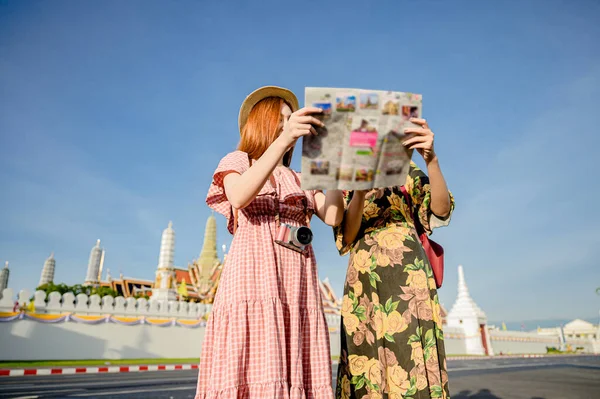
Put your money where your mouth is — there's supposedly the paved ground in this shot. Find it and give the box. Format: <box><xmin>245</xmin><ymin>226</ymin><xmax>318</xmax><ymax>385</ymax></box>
<box><xmin>0</xmin><ymin>355</ymin><xmax>598</xmax><ymax>398</ymax></box>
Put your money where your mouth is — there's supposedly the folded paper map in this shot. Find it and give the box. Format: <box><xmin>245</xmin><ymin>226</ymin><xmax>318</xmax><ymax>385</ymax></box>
<box><xmin>301</xmin><ymin>87</ymin><xmax>422</xmax><ymax>190</ymax></box>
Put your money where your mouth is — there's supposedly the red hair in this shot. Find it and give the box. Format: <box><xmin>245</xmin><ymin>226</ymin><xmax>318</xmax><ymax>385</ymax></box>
<box><xmin>239</xmin><ymin>97</ymin><xmax>293</xmax><ymax>166</ymax></box>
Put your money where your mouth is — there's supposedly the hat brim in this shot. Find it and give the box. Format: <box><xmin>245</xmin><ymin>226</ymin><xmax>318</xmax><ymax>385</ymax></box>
<box><xmin>238</xmin><ymin>86</ymin><xmax>299</xmax><ymax>134</ymax></box>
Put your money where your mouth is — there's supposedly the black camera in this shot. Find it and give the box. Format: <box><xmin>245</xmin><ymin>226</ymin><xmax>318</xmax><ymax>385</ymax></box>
<box><xmin>275</xmin><ymin>224</ymin><xmax>313</xmax><ymax>253</ymax></box>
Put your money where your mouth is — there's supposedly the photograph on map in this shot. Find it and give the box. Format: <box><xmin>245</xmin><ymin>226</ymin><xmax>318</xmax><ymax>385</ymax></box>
<box><xmin>385</xmin><ymin>159</ymin><xmax>405</xmax><ymax>175</ymax></box>
<box><xmin>359</xmin><ymin>92</ymin><xmax>379</xmax><ymax>110</ymax></box>
<box><xmin>349</xmin><ymin>117</ymin><xmax>379</xmax><ymax>149</ymax></box>
<box><xmin>310</xmin><ymin>160</ymin><xmax>330</xmax><ymax>175</ymax></box>
<box><xmin>355</xmin><ymin>168</ymin><xmax>374</xmax><ymax>182</ymax></box>
<box><xmin>336</xmin><ymin>93</ymin><xmax>356</xmax><ymax>112</ymax></box>
<box><xmin>313</xmin><ymin>102</ymin><xmax>332</xmax><ymax>120</ymax></box>
<box><xmin>382</xmin><ymin>92</ymin><xmax>400</xmax><ymax>115</ymax></box>
<box><xmin>402</xmin><ymin>105</ymin><xmax>420</xmax><ymax>120</ymax></box>
<box><xmin>339</xmin><ymin>167</ymin><xmax>353</xmax><ymax>181</ymax></box>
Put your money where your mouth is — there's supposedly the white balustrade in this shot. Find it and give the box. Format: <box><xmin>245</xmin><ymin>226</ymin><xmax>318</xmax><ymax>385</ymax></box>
<box><xmin>0</xmin><ymin>288</ymin><xmax>211</xmax><ymax>320</ymax></box>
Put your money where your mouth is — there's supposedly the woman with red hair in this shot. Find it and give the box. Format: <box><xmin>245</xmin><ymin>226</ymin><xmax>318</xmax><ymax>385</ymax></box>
<box><xmin>195</xmin><ymin>86</ymin><xmax>343</xmax><ymax>399</ymax></box>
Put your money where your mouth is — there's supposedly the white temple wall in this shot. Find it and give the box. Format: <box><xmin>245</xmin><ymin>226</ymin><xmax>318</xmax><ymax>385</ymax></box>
<box><xmin>489</xmin><ymin>330</ymin><xmax>561</xmax><ymax>355</ymax></box>
<box><xmin>0</xmin><ymin>289</ymin><xmax>343</xmax><ymax>361</ymax></box>
<box><xmin>0</xmin><ymin>319</ymin><xmax>343</xmax><ymax>361</ymax></box>
<box><xmin>442</xmin><ymin>327</ymin><xmax>467</xmax><ymax>355</ymax></box>
<box><xmin>563</xmin><ymin>338</ymin><xmax>597</xmax><ymax>353</ymax></box>
<box><xmin>1</xmin><ymin>289</ymin><xmax>597</xmax><ymax>360</ymax></box>
<box><xmin>446</xmin><ymin>318</ymin><xmax>485</xmax><ymax>355</ymax></box>
<box><xmin>0</xmin><ymin>318</ymin><xmax>206</xmax><ymax>361</ymax></box>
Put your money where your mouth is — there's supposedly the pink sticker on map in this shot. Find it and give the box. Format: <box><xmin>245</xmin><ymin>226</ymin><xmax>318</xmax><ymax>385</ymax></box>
<box><xmin>350</xmin><ymin>131</ymin><xmax>378</xmax><ymax>148</ymax></box>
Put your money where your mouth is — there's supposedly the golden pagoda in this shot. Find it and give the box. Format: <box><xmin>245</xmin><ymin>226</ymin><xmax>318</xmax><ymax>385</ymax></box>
<box><xmin>188</xmin><ymin>213</ymin><xmax>224</xmax><ymax>304</ymax></box>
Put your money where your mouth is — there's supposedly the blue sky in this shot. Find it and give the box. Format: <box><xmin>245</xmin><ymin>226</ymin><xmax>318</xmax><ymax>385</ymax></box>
<box><xmin>1</xmin><ymin>0</ymin><xmax>599</xmax><ymax>324</ymax></box>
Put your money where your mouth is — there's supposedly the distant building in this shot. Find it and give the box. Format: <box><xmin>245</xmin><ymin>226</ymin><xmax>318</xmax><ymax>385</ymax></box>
<box><xmin>0</xmin><ymin>261</ymin><xmax>9</xmax><ymax>292</ymax></box>
<box><xmin>39</xmin><ymin>253</ymin><xmax>56</xmax><ymax>286</ymax></box>
<box><xmin>49</xmin><ymin>214</ymin><xmax>342</xmax><ymax>314</ymax></box>
<box><xmin>447</xmin><ymin>265</ymin><xmax>493</xmax><ymax>355</ymax></box>
<box><xmin>151</xmin><ymin>221</ymin><xmax>177</xmax><ymax>302</ymax></box>
<box><xmin>84</xmin><ymin>240</ymin><xmax>104</xmax><ymax>285</ymax></box>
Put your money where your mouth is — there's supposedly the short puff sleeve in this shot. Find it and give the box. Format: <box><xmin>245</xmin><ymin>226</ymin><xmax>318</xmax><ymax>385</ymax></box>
<box><xmin>205</xmin><ymin>151</ymin><xmax>249</xmax><ymax>234</ymax></box>
<box><xmin>405</xmin><ymin>162</ymin><xmax>455</xmax><ymax>235</ymax></box>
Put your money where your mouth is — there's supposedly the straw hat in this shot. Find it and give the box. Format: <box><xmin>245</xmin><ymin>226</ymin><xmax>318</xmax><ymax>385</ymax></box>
<box><xmin>238</xmin><ymin>86</ymin><xmax>299</xmax><ymax>134</ymax></box>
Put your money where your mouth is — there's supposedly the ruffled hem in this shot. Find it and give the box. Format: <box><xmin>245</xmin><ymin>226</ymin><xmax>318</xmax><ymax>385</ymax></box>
<box><xmin>195</xmin><ymin>381</ymin><xmax>334</xmax><ymax>399</ymax></box>
<box><xmin>197</xmin><ymin>296</ymin><xmax>333</xmax><ymax>399</ymax></box>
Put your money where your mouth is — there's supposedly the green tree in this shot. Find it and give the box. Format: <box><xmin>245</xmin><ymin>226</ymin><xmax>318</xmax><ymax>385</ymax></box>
<box><xmin>34</xmin><ymin>283</ymin><xmax>118</xmax><ymax>299</ymax></box>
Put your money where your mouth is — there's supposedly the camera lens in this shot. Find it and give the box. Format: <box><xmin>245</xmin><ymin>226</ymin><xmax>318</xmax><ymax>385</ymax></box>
<box><xmin>295</xmin><ymin>226</ymin><xmax>313</xmax><ymax>245</ymax></box>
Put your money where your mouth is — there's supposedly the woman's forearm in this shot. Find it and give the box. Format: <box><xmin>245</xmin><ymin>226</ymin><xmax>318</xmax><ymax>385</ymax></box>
<box><xmin>223</xmin><ymin>137</ymin><xmax>289</xmax><ymax>209</ymax></box>
<box><xmin>342</xmin><ymin>191</ymin><xmax>367</xmax><ymax>247</ymax></box>
<box><xmin>426</xmin><ymin>156</ymin><xmax>451</xmax><ymax>217</ymax></box>
<box><xmin>315</xmin><ymin>190</ymin><xmax>345</xmax><ymax>226</ymax></box>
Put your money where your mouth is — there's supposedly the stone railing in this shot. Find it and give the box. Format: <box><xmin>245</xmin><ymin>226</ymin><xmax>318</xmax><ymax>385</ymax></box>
<box><xmin>489</xmin><ymin>329</ymin><xmax>561</xmax><ymax>344</ymax></box>
<box><xmin>0</xmin><ymin>288</ymin><xmax>211</xmax><ymax>320</ymax></box>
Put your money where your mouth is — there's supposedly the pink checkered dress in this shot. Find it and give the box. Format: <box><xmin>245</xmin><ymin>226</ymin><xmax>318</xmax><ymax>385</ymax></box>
<box><xmin>195</xmin><ymin>151</ymin><xmax>333</xmax><ymax>399</ymax></box>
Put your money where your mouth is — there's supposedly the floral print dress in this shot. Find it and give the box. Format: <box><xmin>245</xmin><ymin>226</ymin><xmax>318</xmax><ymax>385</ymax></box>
<box><xmin>334</xmin><ymin>162</ymin><xmax>455</xmax><ymax>399</ymax></box>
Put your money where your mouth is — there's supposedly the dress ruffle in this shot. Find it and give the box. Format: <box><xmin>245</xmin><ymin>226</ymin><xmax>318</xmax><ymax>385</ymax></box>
<box><xmin>195</xmin><ymin>381</ymin><xmax>334</xmax><ymax>399</ymax></box>
<box><xmin>206</xmin><ymin>151</ymin><xmax>316</xmax><ymax>234</ymax></box>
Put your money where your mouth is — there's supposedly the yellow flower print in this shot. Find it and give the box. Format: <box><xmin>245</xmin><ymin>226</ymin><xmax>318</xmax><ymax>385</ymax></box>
<box><xmin>406</xmin><ymin>269</ymin><xmax>428</xmax><ymax>289</ymax></box>
<box><xmin>404</xmin><ymin>178</ymin><xmax>415</xmax><ymax>197</ymax></box>
<box><xmin>372</xmin><ymin>309</ymin><xmax>388</xmax><ymax>340</ymax></box>
<box><xmin>341</xmin><ymin>295</ymin><xmax>354</xmax><ymax>315</ymax></box>
<box><xmin>411</xmin><ymin>341</ymin><xmax>425</xmax><ymax>366</ymax></box>
<box><xmin>344</xmin><ymin>314</ymin><xmax>360</xmax><ymax>335</ymax></box>
<box><xmin>369</xmin><ymin>392</ymin><xmax>383</xmax><ymax>399</ymax></box>
<box><xmin>372</xmin><ymin>292</ymin><xmax>380</xmax><ymax>306</ymax></box>
<box><xmin>376</xmin><ymin>252</ymin><xmax>391</xmax><ymax>267</ymax></box>
<box><xmin>340</xmin><ymin>375</ymin><xmax>351</xmax><ymax>399</ymax></box>
<box><xmin>416</xmin><ymin>374</ymin><xmax>428</xmax><ymax>391</ymax></box>
<box><xmin>367</xmin><ymin>359</ymin><xmax>383</xmax><ymax>386</ymax></box>
<box><xmin>387</xmin><ymin>192</ymin><xmax>403</xmax><ymax>211</ymax></box>
<box><xmin>389</xmin><ymin>391</ymin><xmax>404</xmax><ymax>399</ymax></box>
<box><xmin>363</xmin><ymin>201</ymin><xmax>380</xmax><ymax>220</ymax></box>
<box><xmin>386</xmin><ymin>311</ymin><xmax>408</xmax><ymax>335</ymax></box>
<box><xmin>374</xmin><ymin>225</ymin><xmax>407</xmax><ymax>250</ymax></box>
<box><xmin>428</xmin><ymin>277</ymin><xmax>436</xmax><ymax>290</ymax></box>
<box><xmin>432</xmin><ymin>300</ymin><xmax>443</xmax><ymax>326</ymax></box>
<box><xmin>353</xmin><ymin>250</ymin><xmax>371</xmax><ymax>274</ymax></box>
<box><xmin>352</xmin><ymin>280</ymin><xmax>363</xmax><ymax>297</ymax></box>
<box><xmin>349</xmin><ymin>355</ymin><xmax>370</xmax><ymax>376</ymax></box>
<box><xmin>387</xmin><ymin>365</ymin><xmax>411</xmax><ymax>394</ymax></box>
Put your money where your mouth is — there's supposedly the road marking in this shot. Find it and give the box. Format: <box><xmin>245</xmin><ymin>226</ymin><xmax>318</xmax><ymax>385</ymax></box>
<box><xmin>70</xmin><ymin>385</ymin><xmax>196</xmax><ymax>396</ymax></box>
<box><xmin>2</xmin><ymin>390</ymin><xmax>81</xmax><ymax>397</ymax></box>
<box><xmin>0</xmin><ymin>376</ymin><xmax>196</xmax><ymax>390</ymax></box>
<box><xmin>450</xmin><ymin>362</ymin><xmax>559</xmax><ymax>372</ymax></box>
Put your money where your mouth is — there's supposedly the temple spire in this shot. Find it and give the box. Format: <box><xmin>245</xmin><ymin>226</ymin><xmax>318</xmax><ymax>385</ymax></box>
<box><xmin>446</xmin><ymin>265</ymin><xmax>489</xmax><ymax>355</ymax></box>
<box><xmin>39</xmin><ymin>252</ymin><xmax>56</xmax><ymax>287</ymax></box>
<box><xmin>449</xmin><ymin>265</ymin><xmax>485</xmax><ymax>319</ymax></box>
<box><xmin>152</xmin><ymin>221</ymin><xmax>177</xmax><ymax>301</ymax></box>
<box><xmin>85</xmin><ymin>239</ymin><xmax>104</xmax><ymax>285</ymax></box>
<box><xmin>197</xmin><ymin>214</ymin><xmax>219</xmax><ymax>280</ymax></box>
<box><xmin>457</xmin><ymin>265</ymin><xmax>470</xmax><ymax>299</ymax></box>
<box><xmin>0</xmin><ymin>261</ymin><xmax>9</xmax><ymax>292</ymax></box>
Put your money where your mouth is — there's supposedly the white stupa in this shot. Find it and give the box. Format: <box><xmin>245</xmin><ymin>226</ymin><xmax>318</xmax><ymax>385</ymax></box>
<box><xmin>84</xmin><ymin>239</ymin><xmax>105</xmax><ymax>285</ymax></box>
<box><xmin>39</xmin><ymin>252</ymin><xmax>56</xmax><ymax>287</ymax></box>
<box><xmin>446</xmin><ymin>265</ymin><xmax>493</xmax><ymax>355</ymax></box>
<box><xmin>152</xmin><ymin>221</ymin><xmax>177</xmax><ymax>301</ymax></box>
